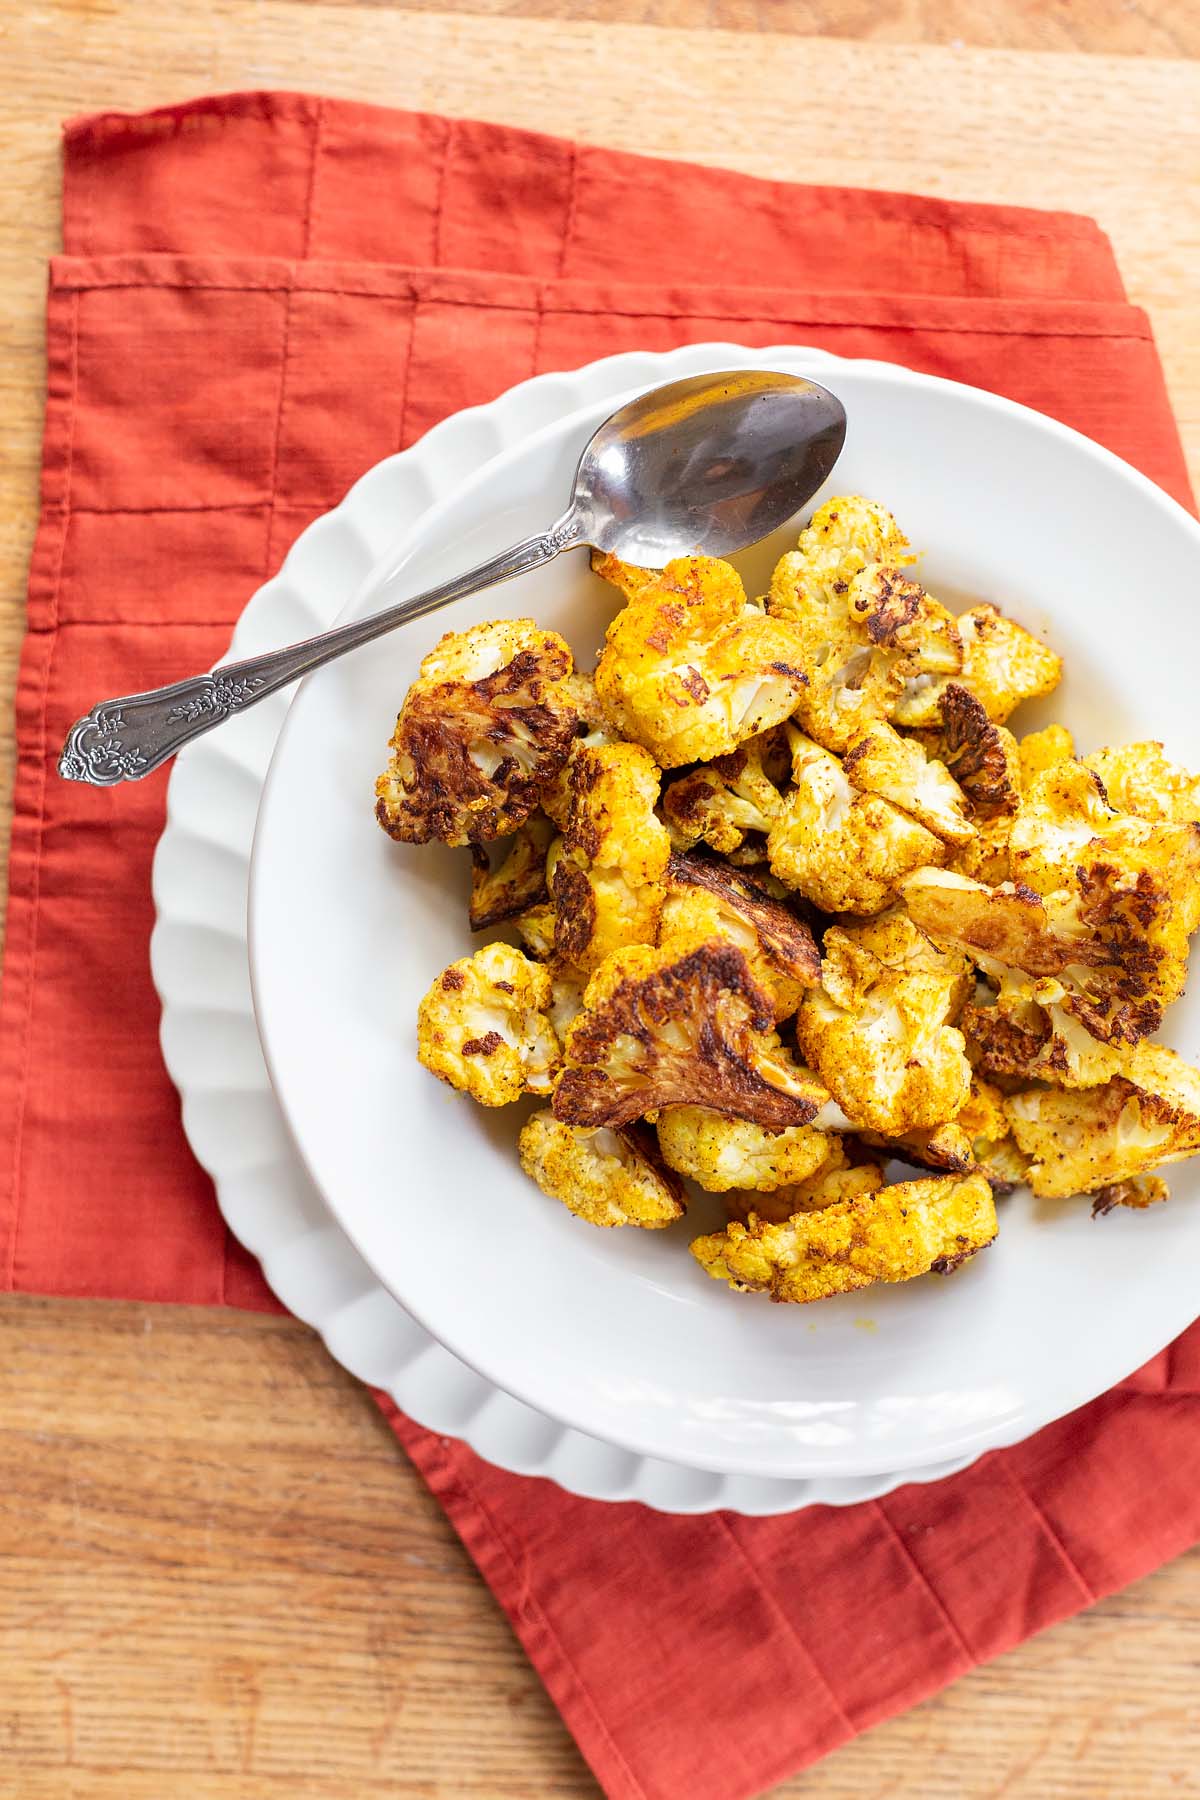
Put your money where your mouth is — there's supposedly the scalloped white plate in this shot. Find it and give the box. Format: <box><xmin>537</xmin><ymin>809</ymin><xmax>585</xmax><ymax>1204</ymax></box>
<box><xmin>154</xmin><ymin>341</ymin><xmax>983</xmax><ymax>1512</ymax></box>
<box><xmin>249</xmin><ymin>346</ymin><xmax>1200</xmax><ymax>1482</ymax></box>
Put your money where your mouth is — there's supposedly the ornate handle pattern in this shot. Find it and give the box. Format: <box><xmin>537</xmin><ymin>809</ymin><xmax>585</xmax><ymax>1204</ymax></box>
<box><xmin>58</xmin><ymin>519</ymin><xmax>583</xmax><ymax>785</ymax></box>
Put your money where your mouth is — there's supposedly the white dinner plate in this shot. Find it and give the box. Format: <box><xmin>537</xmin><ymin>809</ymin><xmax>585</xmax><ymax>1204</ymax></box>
<box><xmin>156</xmin><ymin>340</ymin><xmax>977</xmax><ymax>1510</ymax></box>
<box><xmin>249</xmin><ymin>345</ymin><xmax>1200</xmax><ymax>1482</ymax></box>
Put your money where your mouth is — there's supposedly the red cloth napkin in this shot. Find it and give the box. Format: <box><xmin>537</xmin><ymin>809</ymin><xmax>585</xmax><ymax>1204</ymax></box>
<box><xmin>4</xmin><ymin>91</ymin><xmax>1199</xmax><ymax>1800</ymax></box>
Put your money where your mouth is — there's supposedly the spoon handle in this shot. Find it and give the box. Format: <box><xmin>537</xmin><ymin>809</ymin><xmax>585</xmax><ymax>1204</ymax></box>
<box><xmin>58</xmin><ymin>513</ymin><xmax>586</xmax><ymax>785</ymax></box>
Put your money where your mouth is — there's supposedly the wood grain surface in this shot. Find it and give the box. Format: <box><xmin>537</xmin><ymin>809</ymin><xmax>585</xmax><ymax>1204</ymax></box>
<box><xmin>2</xmin><ymin>3</ymin><xmax>1200</xmax><ymax>1795</ymax></box>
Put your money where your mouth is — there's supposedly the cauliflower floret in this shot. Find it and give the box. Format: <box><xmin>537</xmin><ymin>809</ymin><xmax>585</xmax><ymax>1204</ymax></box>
<box><xmin>691</xmin><ymin>1172</ymin><xmax>997</xmax><ymax>1302</ymax></box>
<box><xmin>796</xmin><ymin>921</ymin><xmax>972</xmax><ymax>1135</ymax></box>
<box><xmin>767</xmin><ymin>496</ymin><xmax>915</xmax><ymax>623</ymax></box>
<box><xmin>514</xmin><ymin>901</ymin><xmax>556</xmax><ymax>961</ymax></box>
<box><xmin>660</xmin><ymin>728</ymin><xmax>788</xmax><ymax>856</ymax></box>
<box><xmin>377</xmin><ymin>619</ymin><xmax>578</xmax><ymax>845</ymax></box>
<box><xmin>1083</xmin><ymin>741</ymin><xmax>1200</xmax><ymax>825</ymax></box>
<box><xmin>658</xmin><ymin>852</ymin><xmax>820</xmax><ymax>1022</ymax></box>
<box><xmin>868</xmin><ymin>1075</ymin><xmax>1027</xmax><ymax>1190</ymax></box>
<box><xmin>590</xmin><ymin>550</ymin><xmax>663</xmax><ymax>604</ymax></box>
<box><xmin>550</xmin><ymin>741</ymin><xmax>671</xmax><ymax>974</ymax></box>
<box><xmin>518</xmin><ymin>1111</ymin><xmax>685</xmax><ymax>1229</ymax></box>
<box><xmin>417</xmin><ymin>942</ymin><xmax>560</xmax><ymax>1105</ymax></box>
<box><xmin>767</xmin><ymin>731</ymin><xmax>945</xmax><ymax>915</ymax></box>
<box><xmin>656</xmin><ymin>1107</ymin><xmax>834</xmax><ymax>1193</ymax></box>
<box><xmin>1008</xmin><ymin>761</ymin><xmax>1115</xmax><ymax>896</ymax></box>
<box><xmin>842</xmin><ymin>718</ymin><xmax>975</xmax><ymax>844</ymax></box>
<box><xmin>539</xmin><ymin>674</ymin><xmax>621</xmax><ymax>829</ymax></box>
<box><xmin>594</xmin><ymin>555</ymin><xmax>808</xmax><ymax>768</ymax></box>
<box><xmin>961</xmin><ymin>993</ymin><xmax>1122</xmax><ymax>1090</ymax></box>
<box><xmin>903</xmin><ymin>860</ymin><xmax>1197</xmax><ymax>1049</ymax></box>
<box><xmin>1091</xmin><ymin>1174</ymin><xmax>1170</xmax><ymax>1216</ymax></box>
<box><xmin>553</xmin><ymin>939</ymin><xmax>830</xmax><ymax>1131</ymax></box>
<box><xmin>956</xmin><ymin>604</ymin><xmax>1063</xmax><ymax>723</ymax></box>
<box><xmin>1004</xmin><ymin>1041</ymin><xmax>1200</xmax><ymax>1198</ymax></box>
<box><xmin>770</xmin><ymin>532</ymin><xmax>962</xmax><ymax>753</ymax></box>
<box><xmin>468</xmin><ymin>814</ymin><xmax>553</xmax><ymax>930</ymax></box>
<box><xmin>918</xmin><ymin>683</ymin><xmax>1022</xmax><ymax>820</ymax></box>
<box><xmin>1019</xmin><ymin>723</ymin><xmax>1074</xmax><ymax>787</ymax></box>
<box><xmin>723</xmin><ymin>1138</ymin><xmax>886</xmax><ymax>1222</ymax></box>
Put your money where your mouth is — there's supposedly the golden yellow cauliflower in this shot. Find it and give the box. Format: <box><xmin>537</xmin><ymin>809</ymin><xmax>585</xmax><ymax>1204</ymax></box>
<box><xmin>518</xmin><ymin>1111</ymin><xmax>685</xmax><ymax>1228</ymax></box>
<box><xmin>1083</xmin><ymin>741</ymin><xmax>1200</xmax><ymax>825</ymax></box>
<box><xmin>417</xmin><ymin>942</ymin><xmax>560</xmax><ymax>1105</ymax></box>
<box><xmin>657</xmin><ymin>852</ymin><xmax>820</xmax><ymax>1022</ymax></box>
<box><xmin>660</xmin><ymin>728</ymin><xmax>788</xmax><ymax>856</ymax></box>
<box><xmin>594</xmin><ymin>555</ymin><xmax>808</xmax><ymax>768</ymax></box>
<box><xmin>377</xmin><ymin>619</ymin><xmax>579</xmax><ymax>845</ymax></box>
<box><xmin>1004</xmin><ymin>1041</ymin><xmax>1200</xmax><ymax>1198</ymax></box>
<box><xmin>724</xmin><ymin>1139</ymin><xmax>887</xmax><ymax>1222</ymax></box>
<box><xmin>550</xmin><ymin>740</ymin><xmax>671</xmax><ymax>974</ymax></box>
<box><xmin>691</xmin><ymin>1172</ymin><xmax>997</xmax><ymax>1303</ymax></box>
<box><xmin>655</xmin><ymin>1107</ymin><xmax>836</xmax><ymax>1193</ymax></box>
<box><xmin>955</xmin><ymin>604</ymin><xmax>1063</xmax><ymax>723</ymax></box>
<box><xmin>796</xmin><ymin>920</ymin><xmax>972</xmax><ymax>1135</ymax></box>
<box><xmin>1019</xmin><ymin>723</ymin><xmax>1074</xmax><ymax>786</ymax></box>
<box><xmin>842</xmin><ymin>719</ymin><xmax>975</xmax><ymax>845</ymax></box>
<box><xmin>554</xmin><ymin>938</ymin><xmax>830</xmax><ymax>1131</ymax></box>
<box><xmin>767</xmin><ymin>730</ymin><xmax>945</xmax><ymax>915</ymax></box>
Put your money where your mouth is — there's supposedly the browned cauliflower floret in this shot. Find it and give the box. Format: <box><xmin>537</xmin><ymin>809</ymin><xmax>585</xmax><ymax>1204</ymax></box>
<box><xmin>796</xmin><ymin>920</ymin><xmax>972</xmax><ymax>1135</ymax></box>
<box><xmin>1019</xmin><ymin>723</ymin><xmax>1074</xmax><ymax>787</ymax></box>
<box><xmin>691</xmin><ymin>1172</ymin><xmax>997</xmax><ymax>1302</ymax></box>
<box><xmin>550</xmin><ymin>741</ymin><xmax>671</xmax><ymax>974</ymax></box>
<box><xmin>417</xmin><ymin>942</ymin><xmax>560</xmax><ymax>1105</ymax></box>
<box><xmin>842</xmin><ymin>718</ymin><xmax>975</xmax><ymax>844</ymax></box>
<box><xmin>1004</xmin><ymin>1042</ymin><xmax>1200</xmax><ymax>1198</ymax></box>
<box><xmin>518</xmin><ymin>1111</ymin><xmax>685</xmax><ymax>1229</ymax></box>
<box><xmin>770</xmin><ymin>531</ymin><xmax>961</xmax><ymax>753</ymax></box>
<box><xmin>920</xmin><ymin>684</ymin><xmax>1022</xmax><ymax>819</ymax></box>
<box><xmin>961</xmin><ymin>992</ymin><xmax>1122</xmax><ymax>1090</ymax></box>
<box><xmin>1091</xmin><ymin>1175</ymin><xmax>1170</xmax><ymax>1216</ymax></box>
<box><xmin>724</xmin><ymin>1139</ymin><xmax>888</xmax><ymax>1222</ymax></box>
<box><xmin>468</xmin><ymin>814</ymin><xmax>554</xmax><ymax>930</ymax></box>
<box><xmin>767</xmin><ymin>730</ymin><xmax>945</xmax><ymax>915</ymax></box>
<box><xmin>553</xmin><ymin>939</ymin><xmax>830</xmax><ymax>1131</ymax></box>
<box><xmin>377</xmin><ymin>619</ymin><xmax>578</xmax><ymax>845</ymax></box>
<box><xmin>956</xmin><ymin>604</ymin><xmax>1063</xmax><ymax>722</ymax></box>
<box><xmin>660</xmin><ymin>728</ymin><xmax>788</xmax><ymax>856</ymax></box>
<box><xmin>1083</xmin><ymin>741</ymin><xmax>1200</xmax><ymax>825</ymax></box>
<box><xmin>655</xmin><ymin>1107</ymin><xmax>835</xmax><ymax>1193</ymax></box>
<box><xmin>658</xmin><ymin>852</ymin><xmax>820</xmax><ymax>1022</ymax></box>
<box><xmin>539</xmin><ymin>674</ymin><xmax>621</xmax><ymax>829</ymax></box>
<box><xmin>902</xmin><ymin>861</ymin><xmax>1197</xmax><ymax>1050</ymax></box>
<box><xmin>594</xmin><ymin>555</ymin><xmax>808</xmax><ymax>768</ymax></box>
<box><xmin>1007</xmin><ymin>761</ymin><xmax>1115</xmax><ymax>896</ymax></box>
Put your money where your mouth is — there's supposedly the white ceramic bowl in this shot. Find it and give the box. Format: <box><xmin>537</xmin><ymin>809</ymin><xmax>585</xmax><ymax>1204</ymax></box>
<box><xmin>250</xmin><ymin>349</ymin><xmax>1200</xmax><ymax>1481</ymax></box>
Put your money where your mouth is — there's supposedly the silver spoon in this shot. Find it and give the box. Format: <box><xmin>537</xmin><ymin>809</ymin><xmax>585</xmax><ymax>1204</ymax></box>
<box><xmin>58</xmin><ymin>368</ymin><xmax>846</xmax><ymax>786</ymax></box>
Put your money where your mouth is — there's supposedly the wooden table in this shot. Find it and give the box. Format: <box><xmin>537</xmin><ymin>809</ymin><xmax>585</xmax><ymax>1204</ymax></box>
<box><xmin>3</xmin><ymin>4</ymin><xmax>1200</xmax><ymax>1794</ymax></box>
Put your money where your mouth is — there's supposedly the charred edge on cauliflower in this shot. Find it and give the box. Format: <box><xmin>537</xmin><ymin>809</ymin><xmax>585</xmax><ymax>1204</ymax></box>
<box><xmin>937</xmin><ymin>684</ymin><xmax>1020</xmax><ymax>816</ymax></box>
<box><xmin>377</xmin><ymin>648</ymin><xmax>577</xmax><ymax>846</ymax></box>
<box><xmin>554</xmin><ymin>943</ymin><xmax>823</xmax><ymax>1131</ymax></box>
<box><xmin>667</xmin><ymin>852</ymin><xmax>821</xmax><ymax>988</ymax></box>
<box><xmin>1091</xmin><ymin>1175</ymin><xmax>1169</xmax><ymax>1217</ymax></box>
<box><xmin>468</xmin><ymin>816</ymin><xmax>553</xmax><ymax>930</ymax></box>
<box><xmin>853</xmin><ymin>567</ymin><xmax>924</xmax><ymax>644</ymax></box>
<box><xmin>551</xmin><ymin>857</ymin><xmax>598</xmax><ymax>967</ymax></box>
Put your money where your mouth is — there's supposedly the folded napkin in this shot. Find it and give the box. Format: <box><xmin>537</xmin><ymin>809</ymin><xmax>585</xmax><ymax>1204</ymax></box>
<box><xmin>4</xmin><ymin>91</ymin><xmax>1199</xmax><ymax>1800</ymax></box>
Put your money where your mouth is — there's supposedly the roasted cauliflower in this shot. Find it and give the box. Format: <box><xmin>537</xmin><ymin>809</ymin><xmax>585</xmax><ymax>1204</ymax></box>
<box><xmin>377</xmin><ymin>619</ymin><xmax>579</xmax><ymax>845</ymax></box>
<box><xmin>767</xmin><ymin>730</ymin><xmax>945</xmax><ymax>915</ymax></box>
<box><xmin>553</xmin><ymin>939</ymin><xmax>830</xmax><ymax>1131</ymax></box>
<box><xmin>691</xmin><ymin>1172</ymin><xmax>997</xmax><ymax>1303</ymax></box>
<box><xmin>723</xmin><ymin>1138</ymin><xmax>887</xmax><ymax>1222</ymax></box>
<box><xmin>657</xmin><ymin>851</ymin><xmax>820</xmax><ymax>1022</ymax></box>
<box><xmin>468</xmin><ymin>813</ymin><xmax>554</xmax><ymax>930</ymax></box>
<box><xmin>1083</xmin><ymin>740</ymin><xmax>1200</xmax><ymax>825</ymax></box>
<box><xmin>1004</xmin><ymin>1042</ymin><xmax>1200</xmax><ymax>1198</ymax></box>
<box><xmin>655</xmin><ymin>1106</ymin><xmax>835</xmax><ymax>1194</ymax></box>
<box><xmin>842</xmin><ymin>718</ymin><xmax>975</xmax><ymax>844</ymax></box>
<box><xmin>417</xmin><ymin>942</ymin><xmax>560</xmax><ymax>1105</ymax></box>
<box><xmin>795</xmin><ymin>919</ymin><xmax>973</xmax><ymax>1136</ymax></box>
<box><xmin>1019</xmin><ymin>723</ymin><xmax>1074</xmax><ymax>786</ymax></box>
<box><xmin>550</xmin><ymin>740</ymin><xmax>671</xmax><ymax>973</ymax></box>
<box><xmin>660</xmin><ymin>728</ymin><xmax>788</xmax><ymax>856</ymax></box>
<box><xmin>594</xmin><ymin>555</ymin><xmax>808</xmax><ymax>768</ymax></box>
<box><xmin>518</xmin><ymin>1111</ymin><xmax>685</xmax><ymax>1228</ymax></box>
